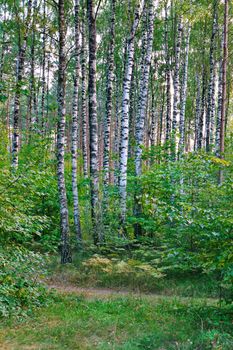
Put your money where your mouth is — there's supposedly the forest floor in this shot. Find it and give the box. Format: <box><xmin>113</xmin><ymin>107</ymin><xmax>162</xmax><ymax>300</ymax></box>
<box><xmin>0</xmin><ymin>276</ymin><xmax>233</xmax><ymax>350</ymax></box>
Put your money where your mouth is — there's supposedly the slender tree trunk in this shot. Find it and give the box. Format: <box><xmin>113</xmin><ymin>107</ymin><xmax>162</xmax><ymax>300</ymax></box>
<box><xmin>171</xmin><ymin>17</ymin><xmax>183</xmax><ymax>160</ymax></box>
<box><xmin>135</xmin><ymin>0</ymin><xmax>155</xmax><ymax>177</ymax></box>
<box><xmin>219</xmin><ymin>0</ymin><xmax>228</xmax><ymax>184</ymax></box>
<box><xmin>114</xmin><ymin>78</ymin><xmax>120</xmax><ymax>186</ymax></box>
<box><xmin>128</xmin><ymin>61</ymin><xmax>136</xmax><ymax>159</ymax></box>
<box><xmin>71</xmin><ymin>0</ymin><xmax>82</xmax><ymax>245</ymax></box>
<box><xmin>194</xmin><ymin>73</ymin><xmax>201</xmax><ymax>151</ymax></box>
<box><xmin>103</xmin><ymin>0</ymin><xmax>116</xmax><ymax>186</ymax></box>
<box><xmin>215</xmin><ymin>31</ymin><xmax>224</xmax><ymax>156</ymax></box>
<box><xmin>41</xmin><ymin>0</ymin><xmax>46</xmax><ymax>133</ymax></box>
<box><xmin>119</xmin><ymin>1</ymin><xmax>144</xmax><ymax>225</ymax></box>
<box><xmin>0</xmin><ymin>10</ymin><xmax>6</xmax><ymax>81</ymax></box>
<box><xmin>27</xmin><ymin>0</ymin><xmax>37</xmax><ymax>136</ymax></box>
<box><xmin>197</xmin><ymin>65</ymin><xmax>207</xmax><ymax>150</ymax></box>
<box><xmin>81</xmin><ymin>6</ymin><xmax>88</xmax><ymax>178</ymax></box>
<box><xmin>57</xmin><ymin>0</ymin><xmax>72</xmax><ymax>264</ymax></box>
<box><xmin>164</xmin><ymin>2</ymin><xmax>171</xmax><ymax>145</ymax></box>
<box><xmin>134</xmin><ymin>0</ymin><xmax>155</xmax><ymax>237</ymax></box>
<box><xmin>178</xmin><ymin>25</ymin><xmax>191</xmax><ymax>158</ymax></box>
<box><xmin>150</xmin><ymin>89</ymin><xmax>157</xmax><ymax>147</ymax></box>
<box><xmin>87</xmin><ymin>0</ymin><xmax>101</xmax><ymax>243</ymax></box>
<box><xmin>206</xmin><ymin>0</ymin><xmax>218</xmax><ymax>152</ymax></box>
<box><xmin>158</xmin><ymin>88</ymin><xmax>165</xmax><ymax>149</ymax></box>
<box><xmin>12</xmin><ymin>0</ymin><xmax>32</xmax><ymax>168</ymax></box>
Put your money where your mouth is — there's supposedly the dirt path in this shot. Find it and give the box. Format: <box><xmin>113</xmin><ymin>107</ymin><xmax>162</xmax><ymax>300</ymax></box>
<box><xmin>46</xmin><ymin>281</ymin><xmax>218</xmax><ymax>304</ymax></box>
<box><xmin>47</xmin><ymin>282</ymin><xmax>156</xmax><ymax>298</ymax></box>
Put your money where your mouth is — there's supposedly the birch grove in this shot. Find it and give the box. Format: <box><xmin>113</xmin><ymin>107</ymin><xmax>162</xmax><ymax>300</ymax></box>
<box><xmin>0</xmin><ymin>0</ymin><xmax>231</xmax><ymax>264</ymax></box>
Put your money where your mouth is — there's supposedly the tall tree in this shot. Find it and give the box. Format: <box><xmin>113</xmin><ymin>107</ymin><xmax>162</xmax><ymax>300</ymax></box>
<box><xmin>135</xmin><ymin>0</ymin><xmax>155</xmax><ymax>177</ymax></box>
<box><xmin>103</xmin><ymin>0</ymin><xmax>116</xmax><ymax>187</ymax></box>
<box><xmin>87</xmin><ymin>0</ymin><xmax>101</xmax><ymax>243</ymax></box>
<box><xmin>205</xmin><ymin>0</ymin><xmax>218</xmax><ymax>152</ymax></box>
<box><xmin>12</xmin><ymin>0</ymin><xmax>32</xmax><ymax>168</ymax></box>
<box><xmin>71</xmin><ymin>0</ymin><xmax>82</xmax><ymax>245</ymax></box>
<box><xmin>134</xmin><ymin>0</ymin><xmax>155</xmax><ymax>237</ymax></box>
<box><xmin>164</xmin><ymin>1</ymin><xmax>171</xmax><ymax>145</ymax></box>
<box><xmin>219</xmin><ymin>0</ymin><xmax>228</xmax><ymax>184</ymax></box>
<box><xmin>81</xmin><ymin>0</ymin><xmax>88</xmax><ymax>178</ymax></box>
<box><xmin>171</xmin><ymin>16</ymin><xmax>183</xmax><ymax>160</ymax></box>
<box><xmin>215</xmin><ymin>32</ymin><xmax>224</xmax><ymax>156</ymax></box>
<box><xmin>57</xmin><ymin>0</ymin><xmax>72</xmax><ymax>263</ymax></box>
<box><xmin>194</xmin><ymin>73</ymin><xmax>201</xmax><ymax>151</ymax></box>
<box><xmin>178</xmin><ymin>25</ymin><xmax>191</xmax><ymax>158</ymax></box>
<box><xmin>119</xmin><ymin>1</ymin><xmax>144</xmax><ymax>225</ymax></box>
<box><xmin>41</xmin><ymin>0</ymin><xmax>46</xmax><ymax>133</ymax></box>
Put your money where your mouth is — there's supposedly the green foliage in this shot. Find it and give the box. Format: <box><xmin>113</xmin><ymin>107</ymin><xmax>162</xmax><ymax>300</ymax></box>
<box><xmin>0</xmin><ymin>246</ymin><xmax>49</xmax><ymax>318</ymax></box>
<box><xmin>102</xmin><ymin>152</ymin><xmax>233</xmax><ymax>302</ymax></box>
<box><xmin>0</xmin><ymin>132</ymin><xmax>60</xmax><ymax>251</ymax></box>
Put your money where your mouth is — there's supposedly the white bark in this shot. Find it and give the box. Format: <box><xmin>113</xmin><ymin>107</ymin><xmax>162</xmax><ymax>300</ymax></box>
<box><xmin>88</xmin><ymin>0</ymin><xmax>101</xmax><ymax>243</ymax></box>
<box><xmin>171</xmin><ymin>17</ymin><xmax>183</xmax><ymax>160</ymax></box>
<box><xmin>178</xmin><ymin>25</ymin><xmax>191</xmax><ymax>158</ymax></box>
<box><xmin>206</xmin><ymin>0</ymin><xmax>218</xmax><ymax>151</ymax></box>
<box><xmin>194</xmin><ymin>73</ymin><xmax>201</xmax><ymax>151</ymax></box>
<box><xmin>57</xmin><ymin>0</ymin><xmax>72</xmax><ymax>263</ymax></box>
<box><xmin>12</xmin><ymin>0</ymin><xmax>32</xmax><ymax>168</ymax></box>
<box><xmin>81</xmin><ymin>4</ymin><xmax>88</xmax><ymax>178</ymax></box>
<box><xmin>135</xmin><ymin>0</ymin><xmax>155</xmax><ymax>177</ymax></box>
<box><xmin>215</xmin><ymin>32</ymin><xmax>224</xmax><ymax>156</ymax></box>
<box><xmin>119</xmin><ymin>0</ymin><xmax>145</xmax><ymax>223</ymax></box>
<box><xmin>71</xmin><ymin>0</ymin><xmax>82</xmax><ymax>244</ymax></box>
<box><xmin>103</xmin><ymin>0</ymin><xmax>116</xmax><ymax>186</ymax></box>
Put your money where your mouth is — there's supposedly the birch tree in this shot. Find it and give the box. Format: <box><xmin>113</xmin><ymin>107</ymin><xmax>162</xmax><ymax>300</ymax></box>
<box><xmin>103</xmin><ymin>0</ymin><xmax>116</xmax><ymax>186</ymax></box>
<box><xmin>215</xmin><ymin>31</ymin><xmax>224</xmax><ymax>156</ymax></box>
<box><xmin>119</xmin><ymin>1</ymin><xmax>144</xmax><ymax>225</ymax></box>
<box><xmin>81</xmin><ymin>1</ymin><xmax>88</xmax><ymax>178</ymax></box>
<box><xmin>205</xmin><ymin>0</ymin><xmax>218</xmax><ymax>152</ymax></box>
<box><xmin>135</xmin><ymin>0</ymin><xmax>155</xmax><ymax>176</ymax></box>
<box><xmin>219</xmin><ymin>0</ymin><xmax>228</xmax><ymax>184</ymax></box>
<box><xmin>57</xmin><ymin>0</ymin><xmax>72</xmax><ymax>263</ymax></box>
<box><xmin>178</xmin><ymin>25</ymin><xmax>191</xmax><ymax>158</ymax></box>
<box><xmin>12</xmin><ymin>0</ymin><xmax>32</xmax><ymax>168</ymax></box>
<box><xmin>164</xmin><ymin>1</ymin><xmax>171</xmax><ymax>145</ymax></box>
<box><xmin>87</xmin><ymin>0</ymin><xmax>101</xmax><ymax>243</ymax></box>
<box><xmin>71</xmin><ymin>0</ymin><xmax>82</xmax><ymax>244</ymax></box>
<box><xmin>171</xmin><ymin>17</ymin><xmax>183</xmax><ymax>160</ymax></box>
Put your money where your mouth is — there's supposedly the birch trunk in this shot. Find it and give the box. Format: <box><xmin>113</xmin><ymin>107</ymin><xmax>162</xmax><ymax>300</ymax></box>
<box><xmin>27</xmin><ymin>0</ymin><xmax>37</xmax><ymax>134</ymax></box>
<box><xmin>12</xmin><ymin>0</ymin><xmax>32</xmax><ymax>168</ymax></box>
<box><xmin>215</xmin><ymin>33</ymin><xmax>223</xmax><ymax>156</ymax></box>
<box><xmin>197</xmin><ymin>66</ymin><xmax>206</xmax><ymax>150</ymax></box>
<box><xmin>150</xmin><ymin>90</ymin><xmax>156</xmax><ymax>147</ymax></box>
<box><xmin>171</xmin><ymin>17</ymin><xmax>183</xmax><ymax>160</ymax></box>
<box><xmin>87</xmin><ymin>0</ymin><xmax>101</xmax><ymax>243</ymax></box>
<box><xmin>164</xmin><ymin>2</ymin><xmax>171</xmax><ymax>145</ymax></box>
<box><xmin>103</xmin><ymin>0</ymin><xmax>116</xmax><ymax>186</ymax></box>
<box><xmin>71</xmin><ymin>0</ymin><xmax>82</xmax><ymax>244</ymax></box>
<box><xmin>57</xmin><ymin>0</ymin><xmax>72</xmax><ymax>263</ymax></box>
<box><xmin>135</xmin><ymin>0</ymin><xmax>155</xmax><ymax>177</ymax></box>
<box><xmin>81</xmin><ymin>3</ymin><xmax>88</xmax><ymax>178</ymax></box>
<box><xmin>205</xmin><ymin>0</ymin><xmax>218</xmax><ymax>152</ymax></box>
<box><xmin>119</xmin><ymin>1</ymin><xmax>144</xmax><ymax>224</ymax></box>
<box><xmin>178</xmin><ymin>25</ymin><xmax>190</xmax><ymax>158</ymax></box>
<box><xmin>41</xmin><ymin>0</ymin><xmax>46</xmax><ymax>133</ymax></box>
<box><xmin>194</xmin><ymin>73</ymin><xmax>201</xmax><ymax>151</ymax></box>
<box><xmin>219</xmin><ymin>0</ymin><xmax>228</xmax><ymax>184</ymax></box>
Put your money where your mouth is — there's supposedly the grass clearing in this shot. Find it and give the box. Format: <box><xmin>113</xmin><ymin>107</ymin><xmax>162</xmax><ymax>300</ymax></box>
<box><xmin>0</xmin><ymin>291</ymin><xmax>232</xmax><ymax>350</ymax></box>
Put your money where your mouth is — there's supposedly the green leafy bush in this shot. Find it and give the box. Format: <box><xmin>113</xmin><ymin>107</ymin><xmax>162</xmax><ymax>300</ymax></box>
<box><xmin>0</xmin><ymin>246</ymin><xmax>49</xmax><ymax>318</ymax></box>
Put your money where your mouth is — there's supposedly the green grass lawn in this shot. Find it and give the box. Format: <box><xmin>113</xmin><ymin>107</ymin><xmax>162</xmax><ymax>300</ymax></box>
<box><xmin>0</xmin><ymin>293</ymin><xmax>232</xmax><ymax>350</ymax></box>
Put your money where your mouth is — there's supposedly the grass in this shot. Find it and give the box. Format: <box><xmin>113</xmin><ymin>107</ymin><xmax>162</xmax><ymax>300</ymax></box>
<box><xmin>0</xmin><ymin>292</ymin><xmax>233</xmax><ymax>350</ymax></box>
